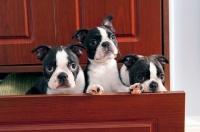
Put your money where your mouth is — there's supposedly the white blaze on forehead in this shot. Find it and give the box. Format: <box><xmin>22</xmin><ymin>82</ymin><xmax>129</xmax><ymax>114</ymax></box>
<box><xmin>94</xmin><ymin>27</ymin><xmax>118</xmax><ymax>60</ymax></box>
<box><xmin>56</xmin><ymin>49</ymin><xmax>68</xmax><ymax>67</ymax></box>
<box><xmin>47</xmin><ymin>49</ymin><xmax>76</xmax><ymax>89</ymax></box>
<box><xmin>150</xmin><ymin>62</ymin><xmax>167</xmax><ymax>91</ymax></box>
<box><xmin>120</xmin><ymin>65</ymin><xmax>130</xmax><ymax>86</ymax></box>
<box><xmin>141</xmin><ymin>62</ymin><xmax>166</xmax><ymax>92</ymax></box>
<box><xmin>150</xmin><ymin>62</ymin><xmax>157</xmax><ymax>80</ymax></box>
<box><xmin>97</xmin><ymin>27</ymin><xmax>112</xmax><ymax>42</ymax></box>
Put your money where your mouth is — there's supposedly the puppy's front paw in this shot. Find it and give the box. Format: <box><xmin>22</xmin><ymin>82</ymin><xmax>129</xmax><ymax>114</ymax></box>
<box><xmin>130</xmin><ymin>83</ymin><xmax>143</xmax><ymax>94</ymax></box>
<box><xmin>87</xmin><ymin>84</ymin><xmax>104</xmax><ymax>95</ymax></box>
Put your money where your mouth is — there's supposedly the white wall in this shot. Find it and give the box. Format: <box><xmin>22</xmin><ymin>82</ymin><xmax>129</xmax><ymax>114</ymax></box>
<box><xmin>169</xmin><ymin>0</ymin><xmax>200</xmax><ymax>116</ymax></box>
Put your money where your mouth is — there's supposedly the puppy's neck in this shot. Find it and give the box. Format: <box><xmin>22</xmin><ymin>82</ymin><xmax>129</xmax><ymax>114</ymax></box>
<box><xmin>88</xmin><ymin>58</ymin><xmax>116</xmax><ymax>66</ymax></box>
<box><xmin>46</xmin><ymin>87</ymin><xmax>75</xmax><ymax>94</ymax></box>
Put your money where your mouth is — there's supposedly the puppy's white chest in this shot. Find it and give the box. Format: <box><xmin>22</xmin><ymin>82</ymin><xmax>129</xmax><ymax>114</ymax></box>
<box><xmin>88</xmin><ymin>59</ymin><xmax>118</xmax><ymax>91</ymax></box>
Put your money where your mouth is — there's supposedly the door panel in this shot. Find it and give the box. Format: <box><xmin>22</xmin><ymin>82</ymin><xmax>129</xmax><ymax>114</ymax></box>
<box><xmin>0</xmin><ymin>92</ymin><xmax>185</xmax><ymax>131</ymax></box>
<box><xmin>55</xmin><ymin>0</ymin><xmax>88</xmax><ymax>62</ymax></box>
<box><xmin>82</xmin><ymin>0</ymin><xmax>138</xmax><ymax>41</ymax></box>
<box><xmin>0</xmin><ymin>0</ymin><xmax>29</xmax><ymax>38</ymax></box>
<box><xmin>0</xmin><ymin>0</ymin><xmax>56</xmax><ymax>65</ymax></box>
<box><xmin>79</xmin><ymin>0</ymin><xmax>162</xmax><ymax>63</ymax></box>
<box><xmin>0</xmin><ymin>0</ymin><xmax>162</xmax><ymax>65</ymax></box>
<box><xmin>55</xmin><ymin>0</ymin><xmax>80</xmax><ymax>45</ymax></box>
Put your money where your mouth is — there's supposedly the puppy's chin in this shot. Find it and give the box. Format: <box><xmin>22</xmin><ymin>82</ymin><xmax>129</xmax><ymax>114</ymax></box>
<box><xmin>48</xmin><ymin>81</ymin><xmax>76</xmax><ymax>89</ymax></box>
<box><xmin>142</xmin><ymin>84</ymin><xmax>167</xmax><ymax>93</ymax></box>
<box><xmin>94</xmin><ymin>51</ymin><xmax>117</xmax><ymax>61</ymax></box>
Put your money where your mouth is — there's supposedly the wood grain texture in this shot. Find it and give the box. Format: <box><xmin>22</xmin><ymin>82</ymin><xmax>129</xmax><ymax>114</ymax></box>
<box><xmin>55</xmin><ymin>0</ymin><xmax>80</xmax><ymax>45</ymax></box>
<box><xmin>0</xmin><ymin>0</ymin><xmax>56</xmax><ymax>65</ymax></box>
<box><xmin>0</xmin><ymin>0</ymin><xmax>29</xmax><ymax>38</ymax></box>
<box><xmin>0</xmin><ymin>120</ymin><xmax>156</xmax><ymax>132</ymax></box>
<box><xmin>0</xmin><ymin>65</ymin><xmax>42</xmax><ymax>73</ymax></box>
<box><xmin>0</xmin><ymin>91</ymin><xmax>185</xmax><ymax>131</ymax></box>
<box><xmin>0</xmin><ymin>0</ymin><xmax>33</xmax><ymax>45</ymax></box>
<box><xmin>0</xmin><ymin>0</ymin><xmax>163</xmax><ymax>65</ymax></box>
<box><xmin>0</xmin><ymin>0</ymin><xmax>171</xmax><ymax>92</ymax></box>
<box><xmin>163</xmin><ymin>0</ymin><xmax>170</xmax><ymax>90</ymax></box>
<box><xmin>80</xmin><ymin>0</ymin><xmax>162</xmax><ymax>63</ymax></box>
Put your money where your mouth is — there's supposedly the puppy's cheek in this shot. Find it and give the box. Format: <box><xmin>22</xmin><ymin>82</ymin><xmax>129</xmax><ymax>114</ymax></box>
<box><xmin>69</xmin><ymin>81</ymin><xmax>76</xmax><ymax>88</ymax></box>
<box><xmin>66</xmin><ymin>71</ymin><xmax>77</xmax><ymax>88</ymax></box>
<box><xmin>48</xmin><ymin>79</ymin><xmax>58</xmax><ymax>89</ymax></box>
<box><xmin>94</xmin><ymin>47</ymin><xmax>104</xmax><ymax>60</ymax></box>
<box><xmin>162</xmin><ymin>88</ymin><xmax>167</xmax><ymax>91</ymax></box>
<box><xmin>47</xmin><ymin>71</ymin><xmax>59</xmax><ymax>89</ymax></box>
<box><xmin>158</xmin><ymin>82</ymin><xmax>167</xmax><ymax>91</ymax></box>
<box><xmin>110</xmin><ymin>44</ymin><xmax>118</xmax><ymax>55</ymax></box>
<box><xmin>141</xmin><ymin>81</ymin><xmax>150</xmax><ymax>92</ymax></box>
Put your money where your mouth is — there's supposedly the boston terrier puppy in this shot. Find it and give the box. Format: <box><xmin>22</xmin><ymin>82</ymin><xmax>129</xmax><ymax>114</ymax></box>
<box><xmin>72</xmin><ymin>14</ymin><xmax>131</xmax><ymax>95</ymax></box>
<box><xmin>26</xmin><ymin>44</ymin><xmax>86</xmax><ymax>94</ymax></box>
<box><xmin>119</xmin><ymin>54</ymin><xmax>169</xmax><ymax>93</ymax></box>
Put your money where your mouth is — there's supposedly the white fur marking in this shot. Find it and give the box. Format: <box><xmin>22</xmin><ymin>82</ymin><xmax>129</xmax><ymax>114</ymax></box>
<box><xmin>94</xmin><ymin>27</ymin><xmax>118</xmax><ymax>60</ymax></box>
<box><xmin>120</xmin><ymin>65</ymin><xmax>130</xmax><ymax>86</ymax></box>
<box><xmin>86</xmin><ymin>59</ymin><xmax>129</xmax><ymax>92</ymax></box>
<box><xmin>142</xmin><ymin>62</ymin><xmax>166</xmax><ymax>92</ymax></box>
<box><xmin>48</xmin><ymin>50</ymin><xmax>75</xmax><ymax>89</ymax></box>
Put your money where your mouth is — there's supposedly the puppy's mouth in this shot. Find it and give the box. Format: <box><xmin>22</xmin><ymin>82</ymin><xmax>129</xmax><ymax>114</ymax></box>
<box><xmin>105</xmin><ymin>48</ymin><xmax>117</xmax><ymax>55</ymax></box>
<box><xmin>107</xmin><ymin>49</ymin><xmax>114</xmax><ymax>53</ymax></box>
<box><xmin>56</xmin><ymin>82</ymin><xmax>71</xmax><ymax>89</ymax></box>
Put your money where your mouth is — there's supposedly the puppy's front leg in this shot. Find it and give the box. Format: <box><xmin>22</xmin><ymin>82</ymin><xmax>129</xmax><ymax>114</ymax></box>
<box><xmin>130</xmin><ymin>83</ymin><xmax>144</xmax><ymax>94</ymax></box>
<box><xmin>86</xmin><ymin>84</ymin><xmax>104</xmax><ymax>95</ymax></box>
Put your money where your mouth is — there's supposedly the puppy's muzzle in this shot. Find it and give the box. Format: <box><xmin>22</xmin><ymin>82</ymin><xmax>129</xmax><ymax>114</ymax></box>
<box><xmin>102</xmin><ymin>42</ymin><xmax>109</xmax><ymax>48</ymax></box>
<box><xmin>149</xmin><ymin>81</ymin><xmax>158</xmax><ymax>92</ymax></box>
<box><xmin>58</xmin><ymin>72</ymin><xmax>68</xmax><ymax>84</ymax></box>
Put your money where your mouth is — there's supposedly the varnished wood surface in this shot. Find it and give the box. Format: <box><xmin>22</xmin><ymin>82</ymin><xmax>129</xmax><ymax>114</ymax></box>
<box><xmin>163</xmin><ymin>0</ymin><xmax>170</xmax><ymax>90</ymax></box>
<box><xmin>0</xmin><ymin>0</ymin><xmax>56</xmax><ymax>65</ymax></box>
<box><xmin>0</xmin><ymin>0</ymin><xmax>170</xmax><ymax>88</ymax></box>
<box><xmin>0</xmin><ymin>91</ymin><xmax>185</xmax><ymax>131</ymax></box>
<box><xmin>0</xmin><ymin>0</ymin><xmax>162</xmax><ymax>65</ymax></box>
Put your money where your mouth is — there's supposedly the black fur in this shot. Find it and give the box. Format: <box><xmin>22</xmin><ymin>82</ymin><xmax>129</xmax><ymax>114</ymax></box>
<box><xmin>26</xmin><ymin>44</ymin><xmax>85</xmax><ymax>94</ymax></box>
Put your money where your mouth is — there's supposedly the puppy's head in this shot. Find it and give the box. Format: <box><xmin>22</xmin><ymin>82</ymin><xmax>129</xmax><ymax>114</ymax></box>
<box><xmin>72</xmin><ymin>14</ymin><xmax>118</xmax><ymax>61</ymax></box>
<box><xmin>32</xmin><ymin>44</ymin><xmax>86</xmax><ymax>89</ymax></box>
<box><xmin>119</xmin><ymin>54</ymin><xmax>169</xmax><ymax>92</ymax></box>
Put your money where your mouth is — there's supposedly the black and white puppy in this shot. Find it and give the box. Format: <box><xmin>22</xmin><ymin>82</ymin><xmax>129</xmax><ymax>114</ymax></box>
<box><xmin>119</xmin><ymin>54</ymin><xmax>169</xmax><ymax>93</ymax></box>
<box><xmin>72</xmin><ymin>14</ymin><xmax>130</xmax><ymax>95</ymax></box>
<box><xmin>26</xmin><ymin>44</ymin><xmax>86</xmax><ymax>94</ymax></box>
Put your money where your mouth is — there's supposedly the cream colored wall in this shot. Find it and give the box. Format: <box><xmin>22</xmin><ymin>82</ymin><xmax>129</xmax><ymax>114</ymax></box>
<box><xmin>169</xmin><ymin>0</ymin><xmax>200</xmax><ymax>116</ymax></box>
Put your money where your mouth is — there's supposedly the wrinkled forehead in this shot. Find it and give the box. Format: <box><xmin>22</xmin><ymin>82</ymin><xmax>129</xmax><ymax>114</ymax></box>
<box><xmin>64</xmin><ymin>48</ymin><xmax>79</xmax><ymax>63</ymax></box>
<box><xmin>86</xmin><ymin>27</ymin><xmax>112</xmax><ymax>38</ymax></box>
<box><xmin>130</xmin><ymin>57</ymin><xmax>150</xmax><ymax>71</ymax></box>
<box><xmin>86</xmin><ymin>28</ymin><xmax>101</xmax><ymax>38</ymax></box>
<box><xmin>56</xmin><ymin>49</ymin><xmax>69</xmax><ymax>66</ymax></box>
<box><xmin>149</xmin><ymin>56</ymin><xmax>163</xmax><ymax>70</ymax></box>
<box><xmin>42</xmin><ymin>47</ymin><xmax>78</xmax><ymax>66</ymax></box>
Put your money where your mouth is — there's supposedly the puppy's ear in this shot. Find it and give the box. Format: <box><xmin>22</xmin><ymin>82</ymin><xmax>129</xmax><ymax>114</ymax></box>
<box><xmin>151</xmin><ymin>55</ymin><xmax>169</xmax><ymax>67</ymax></box>
<box><xmin>102</xmin><ymin>14</ymin><xmax>115</xmax><ymax>33</ymax></box>
<box><xmin>72</xmin><ymin>29</ymin><xmax>88</xmax><ymax>43</ymax></box>
<box><xmin>31</xmin><ymin>44</ymin><xmax>51</xmax><ymax>61</ymax></box>
<box><xmin>118</xmin><ymin>54</ymin><xmax>139</xmax><ymax>67</ymax></box>
<box><xmin>68</xmin><ymin>43</ymin><xmax>86</xmax><ymax>57</ymax></box>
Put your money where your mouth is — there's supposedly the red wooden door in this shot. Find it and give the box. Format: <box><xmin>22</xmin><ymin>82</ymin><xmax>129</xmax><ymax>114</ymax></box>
<box><xmin>0</xmin><ymin>0</ymin><xmax>162</xmax><ymax>65</ymax></box>
<box><xmin>0</xmin><ymin>0</ymin><xmax>55</xmax><ymax>65</ymax></box>
<box><xmin>0</xmin><ymin>92</ymin><xmax>185</xmax><ymax>132</ymax></box>
<box><xmin>80</xmin><ymin>0</ymin><xmax>162</xmax><ymax>60</ymax></box>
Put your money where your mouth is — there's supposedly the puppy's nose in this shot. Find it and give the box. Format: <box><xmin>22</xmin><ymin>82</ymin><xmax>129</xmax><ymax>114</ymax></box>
<box><xmin>102</xmin><ymin>42</ymin><xmax>109</xmax><ymax>47</ymax></box>
<box><xmin>149</xmin><ymin>81</ymin><xmax>158</xmax><ymax>92</ymax></box>
<box><xmin>57</xmin><ymin>72</ymin><xmax>68</xmax><ymax>81</ymax></box>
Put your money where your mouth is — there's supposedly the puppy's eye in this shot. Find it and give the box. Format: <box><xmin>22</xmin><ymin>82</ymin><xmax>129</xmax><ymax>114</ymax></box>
<box><xmin>159</xmin><ymin>73</ymin><xmax>165</xmax><ymax>80</ymax></box>
<box><xmin>110</xmin><ymin>34</ymin><xmax>116</xmax><ymax>40</ymax></box>
<box><xmin>136</xmin><ymin>74</ymin><xmax>145</xmax><ymax>81</ymax></box>
<box><xmin>69</xmin><ymin>63</ymin><xmax>77</xmax><ymax>71</ymax></box>
<box><xmin>89</xmin><ymin>39</ymin><xmax>97</xmax><ymax>46</ymax></box>
<box><xmin>46</xmin><ymin>65</ymin><xmax>54</xmax><ymax>72</ymax></box>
